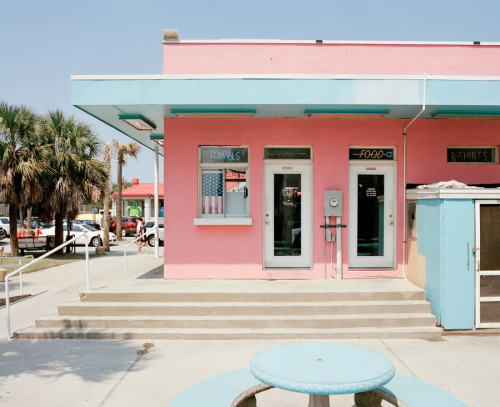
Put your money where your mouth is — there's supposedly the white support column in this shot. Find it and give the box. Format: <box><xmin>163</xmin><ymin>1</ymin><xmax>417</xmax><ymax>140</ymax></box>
<box><xmin>144</xmin><ymin>199</ymin><xmax>151</xmax><ymax>220</ymax></box>
<box><xmin>154</xmin><ymin>148</ymin><xmax>160</xmax><ymax>259</ymax></box>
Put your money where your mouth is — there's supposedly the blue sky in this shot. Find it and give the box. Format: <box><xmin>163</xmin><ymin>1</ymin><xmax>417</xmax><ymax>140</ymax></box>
<box><xmin>1</xmin><ymin>0</ymin><xmax>499</xmax><ymax>182</ymax></box>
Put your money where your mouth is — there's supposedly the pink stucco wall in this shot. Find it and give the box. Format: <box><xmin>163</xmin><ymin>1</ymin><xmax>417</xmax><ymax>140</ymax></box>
<box><xmin>162</xmin><ymin>41</ymin><xmax>500</xmax><ymax>279</ymax></box>
<box><xmin>163</xmin><ymin>117</ymin><xmax>500</xmax><ymax>280</ymax></box>
<box><xmin>406</xmin><ymin>120</ymin><xmax>500</xmax><ymax>185</ymax></box>
<box><xmin>164</xmin><ymin>43</ymin><xmax>500</xmax><ymax>76</ymax></box>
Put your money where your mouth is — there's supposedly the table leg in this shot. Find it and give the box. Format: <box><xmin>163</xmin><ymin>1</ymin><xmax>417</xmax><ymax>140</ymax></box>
<box><xmin>353</xmin><ymin>391</ymin><xmax>383</xmax><ymax>407</ymax></box>
<box><xmin>308</xmin><ymin>394</ymin><xmax>330</xmax><ymax>407</ymax></box>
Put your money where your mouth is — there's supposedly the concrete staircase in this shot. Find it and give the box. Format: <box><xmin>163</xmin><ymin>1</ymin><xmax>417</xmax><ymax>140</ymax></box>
<box><xmin>14</xmin><ymin>279</ymin><xmax>442</xmax><ymax>339</ymax></box>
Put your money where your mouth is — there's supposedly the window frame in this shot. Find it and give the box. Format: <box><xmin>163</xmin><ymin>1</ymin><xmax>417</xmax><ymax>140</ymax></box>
<box><xmin>195</xmin><ymin>146</ymin><xmax>251</xmax><ymax>226</ymax></box>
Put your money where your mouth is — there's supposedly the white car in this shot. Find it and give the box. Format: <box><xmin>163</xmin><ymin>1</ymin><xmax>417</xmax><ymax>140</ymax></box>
<box><xmin>0</xmin><ymin>223</ymin><xmax>6</xmax><ymax>241</ymax></box>
<box><xmin>0</xmin><ymin>217</ymin><xmax>10</xmax><ymax>237</ymax></box>
<box><xmin>43</xmin><ymin>222</ymin><xmax>116</xmax><ymax>247</ymax></box>
<box><xmin>144</xmin><ymin>219</ymin><xmax>164</xmax><ymax>247</ymax></box>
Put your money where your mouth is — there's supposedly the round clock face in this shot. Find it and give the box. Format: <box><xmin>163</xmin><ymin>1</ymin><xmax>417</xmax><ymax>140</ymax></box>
<box><xmin>329</xmin><ymin>198</ymin><xmax>339</xmax><ymax>207</ymax></box>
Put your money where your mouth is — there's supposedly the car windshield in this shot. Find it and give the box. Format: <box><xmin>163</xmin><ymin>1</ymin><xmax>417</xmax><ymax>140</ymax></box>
<box><xmin>0</xmin><ymin>219</ymin><xmax>8</xmax><ymax>224</ymax></box>
<box><xmin>80</xmin><ymin>224</ymin><xmax>98</xmax><ymax>231</ymax></box>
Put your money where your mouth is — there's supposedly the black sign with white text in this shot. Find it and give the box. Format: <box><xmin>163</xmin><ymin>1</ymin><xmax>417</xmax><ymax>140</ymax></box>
<box><xmin>447</xmin><ymin>147</ymin><xmax>496</xmax><ymax>163</ymax></box>
<box><xmin>349</xmin><ymin>148</ymin><xmax>394</xmax><ymax>160</ymax></box>
<box><xmin>200</xmin><ymin>147</ymin><xmax>248</xmax><ymax>163</ymax></box>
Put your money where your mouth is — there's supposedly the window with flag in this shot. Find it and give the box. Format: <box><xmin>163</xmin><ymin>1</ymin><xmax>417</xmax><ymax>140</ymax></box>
<box><xmin>199</xmin><ymin>146</ymin><xmax>249</xmax><ymax>217</ymax></box>
<box><xmin>202</xmin><ymin>169</ymin><xmax>224</xmax><ymax>214</ymax></box>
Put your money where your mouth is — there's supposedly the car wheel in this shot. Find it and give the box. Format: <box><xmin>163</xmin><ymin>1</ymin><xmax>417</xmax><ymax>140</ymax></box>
<box><xmin>121</xmin><ymin>228</ymin><xmax>127</xmax><ymax>238</ymax></box>
<box><xmin>148</xmin><ymin>235</ymin><xmax>155</xmax><ymax>247</ymax></box>
<box><xmin>90</xmin><ymin>236</ymin><xmax>100</xmax><ymax>247</ymax></box>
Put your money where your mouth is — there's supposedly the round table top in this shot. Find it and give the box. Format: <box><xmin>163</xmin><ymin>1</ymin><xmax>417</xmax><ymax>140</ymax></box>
<box><xmin>250</xmin><ymin>343</ymin><xmax>395</xmax><ymax>395</ymax></box>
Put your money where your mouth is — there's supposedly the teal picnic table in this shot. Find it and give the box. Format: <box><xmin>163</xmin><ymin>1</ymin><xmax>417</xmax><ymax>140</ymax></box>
<box><xmin>250</xmin><ymin>343</ymin><xmax>395</xmax><ymax>407</ymax></box>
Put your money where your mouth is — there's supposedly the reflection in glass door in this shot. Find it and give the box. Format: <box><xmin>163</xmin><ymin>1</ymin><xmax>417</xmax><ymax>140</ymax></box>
<box><xmin>273</xmin><ymin>174</ymin><xmax>302</xmax><ymax>256</ymax></box>
<box><xmin>349</xmin><ymin>164</ymin><xmax>395</xmax><ymax>268</ymax></box>
<box><xmin>264</xmin><ymin>164</ymin><xmax>311</xmax><ymax>268</ymax></box>
<box><xmin>357</xmin><ymin>174</ymin><xmax>384</xmax><ymax>257</ymax></box>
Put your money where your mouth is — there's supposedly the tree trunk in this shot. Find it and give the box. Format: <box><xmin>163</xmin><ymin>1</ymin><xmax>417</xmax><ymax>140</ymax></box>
<box><xmin>66</xmin><ymin>215</ymin><xmax>72</xmax><ymax>239</ymax></box>
<box><xmin>26</xmin><ymin>208</ymin><xmax>32</xmax><ymax>237</ymax></box>
<box><xmin>18</xmin><ymin>206</ymin><xmax>24</xmax><ymax>235</ymax></box>
<box><xmin>9</xmin><ymin>204</ymin><xmax>19</xmax><ymax>256</ymax></box>
<box><xmin>54</xmin><ymin>212</ymin><xmax>65</xmax><ymax>255</ymax></box>
<box><xmin>116</xmin><ymin>157</ymin><xmax>123</xmax><ymax>241</ymax></box>
<box><xmin>103</xmin><ymin>166</ymin><xmax>111</xmax><ymax>251</ymax></box>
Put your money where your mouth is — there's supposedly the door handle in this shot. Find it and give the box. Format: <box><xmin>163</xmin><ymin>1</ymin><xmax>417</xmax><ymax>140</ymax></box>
<box><xmin>265</xmin><ymin>213</ymin><xmax>270</xmax><ymax>225</ymax></box>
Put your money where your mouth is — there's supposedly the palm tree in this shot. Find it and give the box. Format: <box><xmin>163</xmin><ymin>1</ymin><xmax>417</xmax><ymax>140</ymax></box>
<box><xmin>112</xmin><ymin>140</ymin><xmax>140</xmax><ymax>241</ymax></box>
<box><xmin>0</xmin><ymin>102</ymin><xmax>48</xmax><ymax>256</ymax></box>
<box><xmin>102</xmin><ymin>144</ymin><xmax>113</xmax><ymax>251</ymax></box>
<box><xmin>39</xmin><ymin>110</ymin><xmax>108</xmax><ymax>251</ymax></box>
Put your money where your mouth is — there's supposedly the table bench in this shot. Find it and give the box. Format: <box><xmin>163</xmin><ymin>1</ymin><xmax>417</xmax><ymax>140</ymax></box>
<box><xmin>169</xmin><ymin>368</ymin><xmax>272</xmax><ymax>407</ymax></box>
<box><xmin>354</xmin><ymin>373</ymin><xmax>469</xmax><ymax>407</ymax></box>
<box><xmin>17</xmin><ymin>237</ymin><xmax>49</xmax><ymax>256</ymax></box>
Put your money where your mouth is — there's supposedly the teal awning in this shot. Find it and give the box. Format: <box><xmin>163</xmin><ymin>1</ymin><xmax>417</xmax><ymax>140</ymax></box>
<box><xmin>71</xmin><ymin>75</ymin><xmax>500</xmax><ymax>151</ymax></box>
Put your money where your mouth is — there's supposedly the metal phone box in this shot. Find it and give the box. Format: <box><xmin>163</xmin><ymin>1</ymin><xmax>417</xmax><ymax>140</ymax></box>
<box><xmin>324</xmin><ymin>190</ymin><xmax>342</xmax><ymax>217</ymax></box>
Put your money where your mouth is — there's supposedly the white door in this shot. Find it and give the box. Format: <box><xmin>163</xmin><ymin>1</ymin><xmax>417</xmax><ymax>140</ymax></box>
<box><xmin>264</xmin><ymin>163</ymin><xmax>312</xmax><ymax>268</ymax></box>
<box><xmin>348</xmin><ymin>163</ymin><xmax>396</xmax><ymax>268</ymax></box>
<box><xmin>475</xmin><ymin>200</ymin><xmax>500</xmax><ymax>328</ymax></box>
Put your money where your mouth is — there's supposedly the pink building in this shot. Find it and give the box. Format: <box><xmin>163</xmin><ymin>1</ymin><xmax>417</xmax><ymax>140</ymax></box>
<box><xmin>72</xmin><ymin>32</ymin><xmax>500</xmax><ymax>292</ymax></box>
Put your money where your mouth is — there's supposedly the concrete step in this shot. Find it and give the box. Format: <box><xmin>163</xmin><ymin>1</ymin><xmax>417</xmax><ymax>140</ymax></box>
<box><xmin>79</xmin><ymin>290</ymin><xmax>426</xmax><ymax>303</ymax></box>
<box><xmin>35</xmin><ymin>313</ymin><xmax>437</xmax><ymax>329</ymax></box>
<box><xmin>58</xmin><ymin>300</ymin><xmax>431</xmax><ymax>317</ymax></box>
<box><xmin>14</xmin><ymin>326</ymin><xmax>443</xmax><ymax>340</ymax></box>
<box><xmin>21</xmin><ymin>279</ymin><xmax>440</xmax><ymax>340</ymax></box>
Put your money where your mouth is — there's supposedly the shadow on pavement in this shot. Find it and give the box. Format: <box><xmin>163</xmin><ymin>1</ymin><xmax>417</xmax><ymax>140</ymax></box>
<box><xmin>136</xmin><ymin>265</ymin><xmax>163</xmax><ymax>279</ymax></box>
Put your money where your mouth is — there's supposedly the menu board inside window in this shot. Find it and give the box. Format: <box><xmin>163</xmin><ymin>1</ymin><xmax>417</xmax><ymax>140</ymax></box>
<box><xmin>447</xmin><ymin>147</ymin><xmax>497</xmax><ymax>164</ymax></box>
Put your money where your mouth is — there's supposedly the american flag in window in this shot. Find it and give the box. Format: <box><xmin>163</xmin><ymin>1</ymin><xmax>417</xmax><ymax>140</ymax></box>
<box><xmin>202</xmin><ymin>169</ymin><xmax>224</xmax><ymax>214</ymax></box>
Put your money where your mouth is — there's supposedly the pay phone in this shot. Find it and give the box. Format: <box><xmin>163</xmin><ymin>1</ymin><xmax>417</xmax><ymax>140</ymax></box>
<box><xmin>323</xmin><ymin>190</ymin><xmax>342</xmax><ymax>241</ymax></box>
<box><xmin>324</xmin><ymin>190</ymin><xmax>342</xmax><ymax>217</ymax></box>
<box><xmin>322</xmin><ymin>190</ymin><xmax>344</xmax><ymax>279</ymax></box>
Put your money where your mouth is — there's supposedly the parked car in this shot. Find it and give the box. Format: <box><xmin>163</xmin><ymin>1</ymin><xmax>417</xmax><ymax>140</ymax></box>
<box><xmin>75</xmin><ymin>219</ymin><xmax>101</xmax><ymax>230</ymax></box>
<box><xmin>0</xmin><ymin>224</ymin><xmax>7</xmax><ymax>241</ymax></box>
<box><xmin>43</xmin><ymin>222</ymin><xmax>116</xmax><ymax>247</ymax></box>
<box><xmin>112</xmin><ymin>216</ymin><xmax>140</xmax><ymax>237</ymax></box>
<box><xmin>31</xmin><ymin>220</ymin><xmax>54</xmax><ymax>229</ymax></box>
<box><xmin>0</xmin><ymin>217</ymin><xmax>10</xmax><ymax>237</ymax></box>
<box><xmin>144</xmin><ymin>219</ymin><xmax>164</xmax><ymax>247</ymax></box>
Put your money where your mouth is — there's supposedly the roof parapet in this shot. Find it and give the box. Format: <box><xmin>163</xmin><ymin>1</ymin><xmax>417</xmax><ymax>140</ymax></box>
<box><xmin>163</xmin><ymin>29</ymin><xmax>179</xmax><ymax>42</ymax></box>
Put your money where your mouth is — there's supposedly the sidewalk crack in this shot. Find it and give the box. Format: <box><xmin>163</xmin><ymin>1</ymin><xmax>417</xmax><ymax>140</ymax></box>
<box><xmin>98</xmin><ymin>353</ymin><xmax>144</xmax><ymax>406</ymax></box>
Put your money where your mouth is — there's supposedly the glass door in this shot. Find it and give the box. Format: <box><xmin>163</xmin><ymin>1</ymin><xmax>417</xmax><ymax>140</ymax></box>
<box><xmin>475</xmin><ymin>201</ymin><xmax>500</xmax><ymax>328</ymax></box>
<box><xmin>264</xmin><ymin>164</ymin><xmax>311</xmax><ymax>268</ymax></box>
<box><xmin>348</xmin><ymin>164</ymin><xmax>396</xmax><ymax>268</ymax></box>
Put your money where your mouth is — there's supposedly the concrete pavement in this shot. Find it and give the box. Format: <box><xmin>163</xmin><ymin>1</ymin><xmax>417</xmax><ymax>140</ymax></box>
<box><xmin>1</xmin><ymin>336</ymin><xmax>498</xmax><ymax>406</ymax></box>
<box><xmin>0</xmin><ymin>238</ymin><xmax>164</xmax><ymax>340</ymax></box>
<box><xmin>0</xmin><ymin>239</ymin><xmax>498</xmax><ymax>406</ymax></box>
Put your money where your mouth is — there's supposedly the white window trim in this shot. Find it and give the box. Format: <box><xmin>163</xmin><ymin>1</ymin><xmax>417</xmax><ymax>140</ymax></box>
<box><xmin>194</xmin><ymin>218</ymin><xmax>252</xmax><ymax>226</ymax></box>
<box><xmin>197</xmin><ymin>146</ymin><xmax>250</xmax><ymax>224</ymax></box>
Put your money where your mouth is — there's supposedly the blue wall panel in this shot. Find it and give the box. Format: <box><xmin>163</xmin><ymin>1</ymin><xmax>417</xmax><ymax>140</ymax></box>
<box><xmin>417</xmin><ymin>200</ymin><xmax>443</xmax><ymax>323</ymax></box>
<box><xmin>417</xmin><ymin>199</ymin><xmax>476</xmax><ymax>329</ymax></box>
<box><xmin>441</xmin><ymin>199</ymin><xmax>475</xmax><ymax>329</ymax></box>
